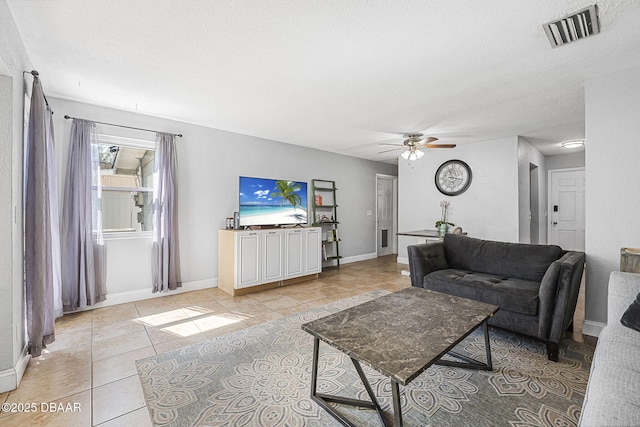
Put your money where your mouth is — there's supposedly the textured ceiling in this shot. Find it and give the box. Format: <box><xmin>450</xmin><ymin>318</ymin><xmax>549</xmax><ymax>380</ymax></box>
<box><xmin>7</xmin><ymin>0</ymin><xmax>640</xmax><ymax>162</ymax></box>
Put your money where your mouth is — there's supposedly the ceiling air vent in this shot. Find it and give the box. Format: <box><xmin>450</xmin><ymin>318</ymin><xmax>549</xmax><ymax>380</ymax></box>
<box><xmin>543</xmin><ymin>4</ymin><xmax>600</xmax><ymax>48</ymax></box>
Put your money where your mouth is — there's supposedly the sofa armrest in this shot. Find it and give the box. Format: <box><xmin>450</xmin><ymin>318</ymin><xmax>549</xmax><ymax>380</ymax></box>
<box><xmin>407</xmin><ymin>242</ymin><xmax>448</xmax><ymax>288</ymax></box>
<box><xmin>608</xmin><ymin>271</ymin><xmax>640</xmax><ymax>322</ymax></box>
<box><xmin>538</xmin><ymin>251</ymin><xmax>585</xmax><ymax>343</ymax></box>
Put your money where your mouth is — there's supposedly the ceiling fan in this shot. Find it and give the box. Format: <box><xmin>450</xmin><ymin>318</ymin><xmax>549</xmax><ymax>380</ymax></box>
<box><xmin>378</xmin><ymin>133</ymin><xmax>456</xmax><ymax>161</ymax></box>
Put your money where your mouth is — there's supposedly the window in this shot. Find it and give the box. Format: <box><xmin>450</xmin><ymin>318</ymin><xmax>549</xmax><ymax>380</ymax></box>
<box><xmin>96</xmin><ymin>134</ymin><xmax>155</xmax><ymax>234</ymax></box>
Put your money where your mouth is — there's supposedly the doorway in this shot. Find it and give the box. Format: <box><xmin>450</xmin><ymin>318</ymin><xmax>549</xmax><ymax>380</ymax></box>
<box><xmin>529</xmin><ymin>164</ymin><xmax>539</xmax><ymax>244</ymax></box>
<box><xmin>376</xmin><ymin>174</ymin><xmax>397</xmax><ymax>257</ymax></box>
<box><xmin>548</xmin><ymin>168</ymin><xmax>585</xmax><ymax>251</ymax></box>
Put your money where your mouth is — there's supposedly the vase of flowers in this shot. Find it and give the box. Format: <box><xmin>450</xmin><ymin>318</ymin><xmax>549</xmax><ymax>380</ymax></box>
<box><xmin>435</xmin><ymin>200</ymin><xmax>454</xmax><ymax>236</ymax></box>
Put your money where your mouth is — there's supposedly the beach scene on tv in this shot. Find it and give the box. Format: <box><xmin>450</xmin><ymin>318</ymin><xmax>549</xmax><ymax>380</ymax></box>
<box><xmin>239</xmin><ymin>177</ymin><xmax>308</xmax><ymax>226</ymax></box>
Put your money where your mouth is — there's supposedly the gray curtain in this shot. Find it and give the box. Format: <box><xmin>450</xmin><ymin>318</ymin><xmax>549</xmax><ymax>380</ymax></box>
<box><xmin>152</xmin><ymin>132</ymin><xmax>181</xmax><ymax>292</ymax></box>
<box><xmin>24</xmin><ymin>77</ymin><xmax>62</xmax><ymax>357</ymax></box>
<box><xmin>61</xmin><ymin>119</ymin><xmax>106</xmax><ymax>311</ymax></box>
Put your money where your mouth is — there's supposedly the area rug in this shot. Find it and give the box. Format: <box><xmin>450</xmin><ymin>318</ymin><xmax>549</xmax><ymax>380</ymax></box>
<box><xmin>136</xmin><ymin>290</ymin><xmax>595</xmax><ymax>426</ymax></box>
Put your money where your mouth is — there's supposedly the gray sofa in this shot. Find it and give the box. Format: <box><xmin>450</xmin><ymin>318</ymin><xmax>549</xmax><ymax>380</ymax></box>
<box><xmin>408</xmin><ymin>234</ymin><xmax>585</xmax><ymax>361</ymax></box>
<box><xmin>579</xmin><ymin>271</ymin><xmax>640</xmax><ymax>426</ymax></box>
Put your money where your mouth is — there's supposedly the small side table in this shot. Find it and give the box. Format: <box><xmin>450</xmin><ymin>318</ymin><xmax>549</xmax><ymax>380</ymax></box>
<box><xmin>621</xmin><ymin>248</ymin><xmax>640</xmax><ymax>273</ymax></box>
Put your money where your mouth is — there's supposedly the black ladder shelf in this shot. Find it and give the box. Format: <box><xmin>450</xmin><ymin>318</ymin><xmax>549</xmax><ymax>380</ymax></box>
<box><xmin>312</xmin><ymin>179</ymin><xmax>341</xmax><ymax>267</ymax></box>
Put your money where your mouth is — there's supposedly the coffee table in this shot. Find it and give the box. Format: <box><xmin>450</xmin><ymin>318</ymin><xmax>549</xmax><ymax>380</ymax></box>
<box><xmin>301</xmin><ymin>287</ymin><xmax>499</xmax><ymax>426</ymax></box>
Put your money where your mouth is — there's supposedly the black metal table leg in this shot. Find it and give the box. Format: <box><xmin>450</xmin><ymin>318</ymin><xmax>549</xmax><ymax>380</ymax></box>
<box><xmin>351</xmin><ymin>358</ymin><xmax>390</xmax><ymax>427</ymax></box>
<box><xmin>311</xmin><ymin>337</ymin><xmax>319</xmax><ymax>395</ymax></box>
<box><xmin>310</xmin><ymin>338</ymin><xmax>392</xmax><ymax>427</ymax></box>
<box><xmin>391</xmin><ymin>380</ymin><xmax>403</xmax><ymax>427</ymax></box>
<box><xmin>483</xmin><ymin>321</ymin><xmax>493</xmax><ymax>370</ymax></box>
<box><xmin>435</xmin><ymin>320</ymin><xmax>493</xmax><ymax>371</ymax></box>
<box><xmin>310</xmin><ymin>338</ymin><xmax>356</xmax><ymax>426</ymax></box>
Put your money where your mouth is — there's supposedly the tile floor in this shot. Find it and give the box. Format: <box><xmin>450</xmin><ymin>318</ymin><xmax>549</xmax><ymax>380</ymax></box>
<box><xmin>0</xmin><ymin>255</ymin><xmax>411</xmax><ymax>426</ymax></box>
<box><xmin>0</xmin><ymin>255</ymin><xmax>590</xmax><ymax>426</ymax></box>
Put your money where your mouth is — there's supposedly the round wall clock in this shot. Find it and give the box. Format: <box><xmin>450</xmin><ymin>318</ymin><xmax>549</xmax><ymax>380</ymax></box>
<box><xmin>435</xmin><ymin>160</ymin><xmax>472</xmax><ymax>196</ymax></box>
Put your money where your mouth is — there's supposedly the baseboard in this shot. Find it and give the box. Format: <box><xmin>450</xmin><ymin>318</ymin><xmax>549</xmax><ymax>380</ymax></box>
<box><xmin>0</xmin><ymin>345</ymin><xmax>29</xmax><ymax>393</ymax></box>
<box><xmin>582</xmin><ymin>320</ymin><xmax>606</xmax><ymax>338</ymax></box>
<box><xmin>64</xmin><ymin>252</ymin><xmax>397</xmax><ymax>311</ymax></box>
<box><xmin>396</xmin><ymin>256</ymin><xmax>409</xmax><ymax>265</ymax></box>
<box><xmin>340</xmin><ymin>252</ymin><xmax>377</xmax><ymax>265</ymax></box>
<box><xmin>71</xmin><ymin>278</ymin><xmax>218</xmax><ymax>311</ymax></box>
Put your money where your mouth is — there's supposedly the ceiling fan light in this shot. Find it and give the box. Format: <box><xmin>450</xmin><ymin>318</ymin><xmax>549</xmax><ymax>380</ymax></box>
<box><xmin>401</xmin><ymin>150</ymin><xmax>410</xmax><ymax>160</ymax></box>
<box><xmin>408</xmin><ymin>152</ymin><xmax>419</xmax><ymax>161</ymax></box>
<box><xmin>415</xmin><ymin>149</ymin><xmax>425</xmax><ymax>159</ymax></box>
<box><xmin>561</xmin><ymin>139</ymin><xmax>585</xmax><ymax>148</ymax></box>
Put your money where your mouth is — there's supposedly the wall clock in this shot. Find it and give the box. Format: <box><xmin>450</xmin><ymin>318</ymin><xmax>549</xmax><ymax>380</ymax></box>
<box><xmin>435</xmin><ymin>159</ymin><xmax>472</xmax><ymax>196</ymax></box>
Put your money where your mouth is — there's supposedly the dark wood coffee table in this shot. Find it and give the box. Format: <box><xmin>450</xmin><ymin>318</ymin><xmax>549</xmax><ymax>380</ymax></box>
<box><xmin>301</xmin><ymin>287</ymin><xmax>499</xmax><ymax>426</ymax></box>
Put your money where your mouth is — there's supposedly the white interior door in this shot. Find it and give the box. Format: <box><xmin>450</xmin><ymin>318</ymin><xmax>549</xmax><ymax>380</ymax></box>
<box><xmin>377</xmin><ymin>175</ymin><xmax>396</xmax><ymax>256</ymax></box>
<box><xmin>548</xmin><ymin>168</ymin><xmax>585</xmax><ymax>251</ymax></box>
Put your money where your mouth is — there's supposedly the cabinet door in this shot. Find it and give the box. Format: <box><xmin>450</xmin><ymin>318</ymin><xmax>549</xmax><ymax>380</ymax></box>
<box><xmin>305</xmin><ymin>228</ymin><xmax>322</xmax><ymax>274</ymax></box>
<box><xmin>236</xmin><ymin>231</ymin><xmax>260</xmax><ymax>289</ymax></box>
<box><xmin>285</xmin><ymin>229</ymin><xmax>304</xmax><ymax>279</ymax></box>
<box><xmin>262</xmin><ymin>230</ymin><xmax>284</xmax><ymax>283</ymax></box>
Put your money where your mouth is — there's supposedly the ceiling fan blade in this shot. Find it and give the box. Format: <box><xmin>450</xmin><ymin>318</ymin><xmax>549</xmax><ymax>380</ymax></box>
<box><xmin>425</xmin><ymin>143</ymin><xmax>456</xmax><ymax>149</ymax></box>
<box><xmin>377</xmin><ymin>147</ymin><xmax>403</xmax><ymax>154</ymax></box>
<box><xmin>425</xmin><ymin>136</ymin><xmax>439</xmax><ymax>143</ymax></box>
<box><xmin>378</xmin><ymin>143</ymin><xmax>404</xmax><ymax>147</ymax></box>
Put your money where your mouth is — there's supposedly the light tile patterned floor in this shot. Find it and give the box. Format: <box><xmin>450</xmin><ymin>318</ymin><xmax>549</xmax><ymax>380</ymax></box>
<box><xmin>0</xmin><ymin>255</ymin><xmax>410</xmax><ymax>426</ymax></box>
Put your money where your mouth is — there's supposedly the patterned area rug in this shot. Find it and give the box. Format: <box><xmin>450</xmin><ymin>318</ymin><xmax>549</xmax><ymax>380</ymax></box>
<box><xmin>136</xmin><ymin>290</ymin><xmax>594</xmax><ymax>426</ymax></box>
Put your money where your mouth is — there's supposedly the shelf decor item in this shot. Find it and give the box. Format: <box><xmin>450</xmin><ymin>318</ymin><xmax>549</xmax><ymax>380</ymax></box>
<box><xmin>312</xmin><ymin>179</ymin><xmax>341</xmax><ymax>267</ymax></box>
<box><xmin>435</xmin><ymin>200</ymin><xmax>454</xmax><ymax>236</ymax></box>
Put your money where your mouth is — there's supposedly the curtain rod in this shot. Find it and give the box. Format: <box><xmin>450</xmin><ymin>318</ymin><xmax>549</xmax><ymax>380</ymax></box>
<box><xmin>63</xmin><ymin>115</ymin><xmax>182</xmax><ymax>138</ymax></box>
<box><xmin>23</xmin><ymin>69</ymin><xmax>53</xmax><ymax>113</ymax></box>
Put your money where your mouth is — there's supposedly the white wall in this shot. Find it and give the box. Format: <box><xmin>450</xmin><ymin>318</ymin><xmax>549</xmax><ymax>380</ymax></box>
<box><xmin>517</xmin><ymin>137</ymin><xmax>547</xmax><ymax>244</ymax></box>
<box><xmin>49</xmin><ymin>97</ymin><xmax>397</xmax><ymax>305</ymax></box>
<box><xmin>546</xmin><ymin>151</ymin><xmax>585</xmax><ymax>171</ymax></box>
<box><xmin>398</xmin><ymin>136</ymin><xmax>519</xmax><ymax>263</ymax></box>
<box><xmin>0</xmin><ymin>0</ymin><xmax>31</xmax><ymax>392</ymax></box>
<box><xmin>584</xmin><ymin>65</ymin><xmax>640</xmax><ymax>332</ymax></box>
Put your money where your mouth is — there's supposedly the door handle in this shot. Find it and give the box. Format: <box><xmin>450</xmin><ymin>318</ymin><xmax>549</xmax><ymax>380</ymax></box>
<box><xmin>552</xmin><ymin>221</ymin><xmax>558</xmax><ymax>225</ymax></box>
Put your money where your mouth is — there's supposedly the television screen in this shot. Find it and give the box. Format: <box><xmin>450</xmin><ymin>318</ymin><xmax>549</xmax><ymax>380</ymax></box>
<box><xmin>239</xmin><ymin>176</ymin><xmax>308</xmax><ymax>226</ymax></box>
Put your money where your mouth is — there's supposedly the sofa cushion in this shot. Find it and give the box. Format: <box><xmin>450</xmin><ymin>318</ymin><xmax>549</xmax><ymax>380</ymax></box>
<box><xmin>580</xmin><ymin>362</ymin><xmax>640</xmax><ymax>426</ymax></box>
<box><xmin>621</xmin><ymin>292</ymin><xmax>640</xmax><ymax>332</ymax></box>
<box><xmin>423</xmin><ymin>269</ymin><xmax>540</xmax><ymax>315</ymax></box>
<box><xmin>595</xmin><ymin>323</ymin><xmax>640</xmax><ymax>372</ymax></box>
<box><xmin>443</xmin><ymin>234</ymin><xmax>563</xmax><ymax>282</ymax></box>
<box><xmin>580</xmin><ymin>327</ymin><xmax>640</xmax><ymax>427</ymax></box>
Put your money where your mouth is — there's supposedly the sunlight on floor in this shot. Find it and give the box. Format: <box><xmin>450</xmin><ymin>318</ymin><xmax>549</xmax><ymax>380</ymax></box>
<box><xmin>192</xmin><ymin>313</ymin><xmax>248</xmax><ymax>334</ymax></box>
<box><xmin>135</xmin><ymin>307</ymin><xmax>211</xmax><ymax>327</ymax></box>
<box><xmin>134</xmin><ymin>306</ymin><xmax>251</xmax><ymax>337</ymax></box>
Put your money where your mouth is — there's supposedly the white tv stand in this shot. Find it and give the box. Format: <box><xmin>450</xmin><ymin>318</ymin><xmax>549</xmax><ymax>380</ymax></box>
<box><xmin>218</xmin><ymin>227</ymin><xmax>322</xmax><ymax>296</ymax></box>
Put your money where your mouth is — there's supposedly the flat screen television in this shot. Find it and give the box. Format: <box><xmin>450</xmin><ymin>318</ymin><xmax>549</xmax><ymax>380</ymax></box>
<box><xmin>239</xmin><ymin>176</ymin><xmax>308</xmax><ymax>227</ymax></box>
